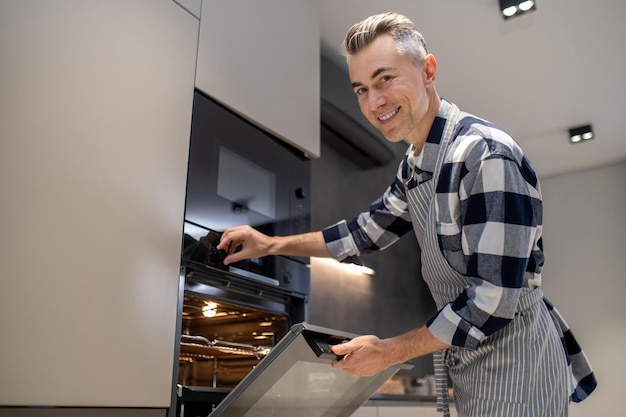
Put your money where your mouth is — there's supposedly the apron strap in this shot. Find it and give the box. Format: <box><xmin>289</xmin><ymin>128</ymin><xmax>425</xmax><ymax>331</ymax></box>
<box><xmin>434</xmin><ymin>349</ymin><xmax>451</xmax><ymax>416</ymax></box>
<box><xmin>428</xmin><ymin>103</ymin><xmax>461</xmax><ymax>417</ymax></box>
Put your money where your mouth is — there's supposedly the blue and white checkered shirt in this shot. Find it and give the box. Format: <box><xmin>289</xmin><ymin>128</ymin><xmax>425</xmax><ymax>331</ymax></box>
<box><xmin>322</xmin><ymin>99</ymin><xmax>544</xmax><ymax>349</ymax></box>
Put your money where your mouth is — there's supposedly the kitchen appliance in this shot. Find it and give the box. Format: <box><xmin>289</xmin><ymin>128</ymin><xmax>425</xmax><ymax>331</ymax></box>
<box><xmin>173</xmin><ymin>90</ymin><xmax>313</xmax><ymax>416</ymax></box>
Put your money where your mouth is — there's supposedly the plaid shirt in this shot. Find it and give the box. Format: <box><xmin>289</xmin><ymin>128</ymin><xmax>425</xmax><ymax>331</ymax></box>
<box><xmin>322</xmin><ymin>99</ymin><xmax>544</xmax><ymax>349</ymax></box>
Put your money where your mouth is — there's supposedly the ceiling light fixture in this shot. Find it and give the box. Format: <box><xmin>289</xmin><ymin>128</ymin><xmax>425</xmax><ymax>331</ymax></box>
<box><xmin>499</xmin><ymin>0</ymin><xmax>536</xmax><ymax>19</ymax></box>
<box><xmin>569</xmin><ymin>125</ymin><xmax>594</xmax><ymax>144</ymax></box>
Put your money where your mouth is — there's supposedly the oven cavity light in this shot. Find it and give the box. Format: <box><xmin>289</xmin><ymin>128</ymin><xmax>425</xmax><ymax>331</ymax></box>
<box><xmin>202</xmin><ymin>301</ymin><xmax>218</xmax><ymax>318</ymax></box>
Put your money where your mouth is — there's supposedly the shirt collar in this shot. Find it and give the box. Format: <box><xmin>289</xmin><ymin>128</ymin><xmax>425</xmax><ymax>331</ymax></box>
<box><xmin>404</xmin><ymin>99</ymin><xmax>454</xmax><ymax>184</ymax></box>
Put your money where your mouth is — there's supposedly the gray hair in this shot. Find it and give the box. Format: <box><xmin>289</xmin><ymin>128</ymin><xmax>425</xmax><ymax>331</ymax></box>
<box><xmin>342</xmin><ymin>12</ymin><xmax>429</xmax><ymax>66</ymax></box>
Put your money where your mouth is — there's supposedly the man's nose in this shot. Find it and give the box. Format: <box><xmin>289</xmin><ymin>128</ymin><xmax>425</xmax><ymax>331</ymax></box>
<box><xmin>368</xmin><ymin>89</ymin><xmax>386</xmax><ymax>109</ymax></box>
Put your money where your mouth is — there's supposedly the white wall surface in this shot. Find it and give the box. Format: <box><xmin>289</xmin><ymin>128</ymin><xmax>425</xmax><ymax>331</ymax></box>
<box><xmin>540</xmin><ymin>161</ymin><xmax>626</xmax><ymax>416</ymax></box>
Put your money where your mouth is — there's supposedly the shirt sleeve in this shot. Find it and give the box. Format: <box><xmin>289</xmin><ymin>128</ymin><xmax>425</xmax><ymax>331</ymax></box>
<box><xmin>427</xmin><ymin>127</ymin><xmax>543</xmax><ymax>349</ymax></box>
<box><xmin>322</xmin><ymin>162</ymin><xmax>414</xmax><ymax>262</ymax></box>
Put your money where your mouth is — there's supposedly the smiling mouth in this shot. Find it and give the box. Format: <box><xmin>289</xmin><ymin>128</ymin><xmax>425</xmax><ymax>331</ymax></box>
<box><xmin>378</xmin><ymin>108</ymin><xmax>399</xmax><ymax>121</ymax></box>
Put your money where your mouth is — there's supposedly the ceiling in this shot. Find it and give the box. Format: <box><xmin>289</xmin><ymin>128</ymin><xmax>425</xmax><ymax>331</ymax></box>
<box><xmin>319</xmin><ymin>0</ymin><xmax>626</xmax><ymax>179</ymax></box>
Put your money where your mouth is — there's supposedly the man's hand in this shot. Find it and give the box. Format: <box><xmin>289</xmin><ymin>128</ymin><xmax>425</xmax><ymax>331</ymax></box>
<box><xmin>217</xmin><ymin>225</ymin><xmax>272</xmax><ymax>265</ymax></box>
<box><xmin>330</xmin><ymin>335</ymin><xmax>394</xmax><ymax>377</ymax></box>
<box><xmin>330</xmin><ymin>326</ymin><xmax>451</xmax><ymax>377</ymax></box>
<box><xmin>217</xmin><ymin>227</ymin><xmax>330</xmax><ymax>264</ymax></box>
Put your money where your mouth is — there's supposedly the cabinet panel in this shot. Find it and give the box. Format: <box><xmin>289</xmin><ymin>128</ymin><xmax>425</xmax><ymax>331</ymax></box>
<box><xmin>351</xmin><ymin>403</ymin><xmax>457</xmax><ymax>417</ymax></box>
<box><xmin>196</xmin><ymin>0</ymin><xmax>320</xmax><ymax>157</ymax></box>
<box><xmin>350</xmin><ymin>406</ymin><xmax>377</xmax><ymax>417</ymax></box>
<box><xmin>423</xmin><ymin>406</ymin><xmax>441</xmax><ymax>417</ymax></box>
<box><xmin>423</xmin><ymin>404</ymin><xmax>457</xmax><ymax>417</ymax></box>
<box><xmin>0</xmin><ymin>0</ymin><xmax>198</xmax><ymax>407</ymax></box>
<box><xmin>174</xmin><ymin>0</ymin><xmax>201</xmax><ymax>18</ymax></box>
<box><xmin>378</xmin><ymin>405</ymin><xmax>425</xmax><ymax>417</ymax></box>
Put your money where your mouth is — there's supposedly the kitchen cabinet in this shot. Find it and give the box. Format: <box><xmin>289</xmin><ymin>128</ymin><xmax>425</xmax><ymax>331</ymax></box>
<box><xmin>424</xmin><ymin>405</ymin><xmax>457</xmax><ymax>416</ymax></box>
<box><xmin>378</xmin><ymin>406</ymin><xmax>427</xmax><ymax>417</ymax></box>
<box><xmin>196</xmin><ymin>0</ymin><xmax>320</xmax><ymax>158</ymax></box>
<box><xmin>350</xmin><ymin>407</ymin><xmax>377</xmax><ymax>417</ymax></box>
<box><xmin>174</xmin><ymin>0</ymin><xmax>201</xmax><ymax>19</ymax></box>
<box><xmin>350</xmin><ymin>403</ymin><xmax>457</xmax><ymax>417</ymax></box>
<box><xmin>0</xmin><ymin>0</ymin><xmax>198</xmax><ymax>410</ymax></box>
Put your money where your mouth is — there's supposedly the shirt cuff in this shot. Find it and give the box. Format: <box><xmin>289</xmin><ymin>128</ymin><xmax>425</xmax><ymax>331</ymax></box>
<box><xmin>427</xmin><ymin>304</ymin><xmax>485</xmax><ymax>350</ymax></box>
<box><xmin>322</xmin><ymin>220</ymin><xmax>360</xmax><ymax>261</ymax></box>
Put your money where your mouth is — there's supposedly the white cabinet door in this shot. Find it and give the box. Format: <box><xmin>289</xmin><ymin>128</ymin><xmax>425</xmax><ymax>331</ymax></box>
<box><xmin>196</xmin><ymin>0</ymin><xmax>320</xmax><ymax>157</ymax></box>
<box><xmin>423</xmin><ymin>404</ymin><xmax>458</xmax><ymax>417</ymax></box>
<box><xmin>378</xmin><ymin>405</ymin><xmax>426</xmax><ymax>417</ymax></box>
<box><xmin>350</xmin><ymin>406</ymin><xmax>378</xmax><ymax>417</ymax></box>
<box><xmin>423</xmin><ymin>406</ymin><xmax>441</xmax><ymax>417</ymax></box>
<box><xmin>351</xmin><ymin>403</ymin><xmax>457</xmax><ymax>417</ymax></box>
<box><xmin>0</xmin><ymin>0</ymin><xmax>198</xmax><ymax>407</ymax></box>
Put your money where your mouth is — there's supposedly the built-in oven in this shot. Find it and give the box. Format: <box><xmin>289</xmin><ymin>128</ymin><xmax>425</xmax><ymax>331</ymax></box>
<box><xmin>173</xmin><ymin>90</ymin><xmax>312</xmax><ymax>417</ymax></box>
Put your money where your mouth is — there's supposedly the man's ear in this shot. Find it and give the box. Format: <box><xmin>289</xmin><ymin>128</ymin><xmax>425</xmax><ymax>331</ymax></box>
<box><xmin>423</xmin><ymin>54</ymin><xmax>437</xmax><ymax>85</ymax></box>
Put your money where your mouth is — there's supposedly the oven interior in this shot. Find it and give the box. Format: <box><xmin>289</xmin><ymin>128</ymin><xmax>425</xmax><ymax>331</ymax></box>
<box><xmin>175</xmin><ymin>261</ymin><xmax>307</xmax><ymax>417</ymax></box>
<box><xmin>178</xmin><ymin>293</ymin><xmax>289</xmax><ymax>390</ymax></box>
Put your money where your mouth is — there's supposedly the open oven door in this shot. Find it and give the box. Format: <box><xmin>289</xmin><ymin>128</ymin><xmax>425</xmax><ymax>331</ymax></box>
<box><xmin>209</xmin><ymin>322</ymin><xmax>413</xmax><ymax>417</ymax></box>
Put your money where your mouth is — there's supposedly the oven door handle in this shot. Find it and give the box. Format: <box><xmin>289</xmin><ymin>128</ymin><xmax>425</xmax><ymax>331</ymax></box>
<box><xmin>303</xmin><ymin>333</ymin><xmax>349</xmax><ymax>361</ymax></box>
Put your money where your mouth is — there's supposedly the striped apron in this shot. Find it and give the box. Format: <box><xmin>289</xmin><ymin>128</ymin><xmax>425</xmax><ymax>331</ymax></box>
<box><xmin>405</xmin><ymin>104</ymin><xmax>570</xmax><ymax>417</ymax></box>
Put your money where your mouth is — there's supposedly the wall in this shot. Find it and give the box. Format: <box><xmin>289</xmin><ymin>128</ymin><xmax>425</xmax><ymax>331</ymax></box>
<box><xmin>308</xmin><ymin>140</ymin><xmax>437</xmax><ymax>378</ymax></box>
<box><xmin>540</xmin><ymin>161</ymin><xmax>626</xmax><ymax>416</ymax></box>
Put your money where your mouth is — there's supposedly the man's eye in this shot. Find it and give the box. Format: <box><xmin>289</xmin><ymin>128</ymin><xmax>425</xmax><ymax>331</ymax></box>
<box><xmin>380</xmin><ymin>75</ymin><xmax>392</xmax><ymax>83</ymax></box>
<box><xmin>355</xmin><ymin>87</ymin><xmax>367</xmax><ymax>95</ymax></box>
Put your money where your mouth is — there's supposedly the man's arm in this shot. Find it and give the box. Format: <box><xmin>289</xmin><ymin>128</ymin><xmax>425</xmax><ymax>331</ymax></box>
<box><xmin>217</xmin><ymin>225</ymin><xmax>330</xmax><ymax>265</ymax></box>
<box><xmin>330</xmin><ymin>325</ymin><xmax>451</xmax><ymax>377</ymax></box>
<box><xmin>428</xmin><ymin>126</ymin><xmax>543</xmax><ymax>349</ymax></box>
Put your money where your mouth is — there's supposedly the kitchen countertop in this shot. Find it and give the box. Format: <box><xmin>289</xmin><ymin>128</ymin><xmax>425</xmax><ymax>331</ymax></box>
<box><xmin>365</xmin><ymin>393</ymin><xmax>438</xmax><ymax>405</ymax></box>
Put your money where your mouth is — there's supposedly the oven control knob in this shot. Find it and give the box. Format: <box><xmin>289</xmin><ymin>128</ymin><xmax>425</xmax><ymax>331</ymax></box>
<box><xmin>295</xmin><ymin>187</ymin><xmax>305</xmax><ymax>199</ymax></box>
<box><xmin>282</xmin><ymin>271</ymin><xmax>293</xmax><ymax>284</ymax></box>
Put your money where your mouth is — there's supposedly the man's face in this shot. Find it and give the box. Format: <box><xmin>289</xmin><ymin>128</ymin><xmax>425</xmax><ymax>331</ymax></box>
<box><xmin>347</xmin><ymin>34</ymin><xmax>435</xmax><ymax>145</ymax></box>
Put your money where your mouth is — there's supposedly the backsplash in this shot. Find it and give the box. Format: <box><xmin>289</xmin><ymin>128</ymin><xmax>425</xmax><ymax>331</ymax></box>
<box><xmin>309</xmin><ymin>141</ymin><xmax>437</xmax><ymax>378</ymax></box>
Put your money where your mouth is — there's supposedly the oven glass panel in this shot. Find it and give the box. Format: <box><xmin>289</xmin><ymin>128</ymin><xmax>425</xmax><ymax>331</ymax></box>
<box><xmin>209</xmin><ymin>324</ymin><xmax>412</xmax><ymax>417</ymax></box>
<box><xmin>185</xmin><ymin>90</ymin><xmax>310</xmax><ymax>238</ymax></box>
<box><xmin>217</xmin><ymin>146</ymin><xmax>276</xmax><ymax>221</ymax></box>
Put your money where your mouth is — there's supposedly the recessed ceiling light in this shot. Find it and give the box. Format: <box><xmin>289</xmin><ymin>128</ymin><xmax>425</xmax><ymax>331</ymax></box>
<box><xmin>519</xmin><ymin>1</ymin><xmax>535</xmax><ymax>11</ymax></box>
<box><xmin>499</xmin><ymin>0</ymin><xmax>536</xmax><ymax>19</ymax></box>
<box><xmin>569</xmin><ymin>125</ymin><xmax>594</xmax><ymax>144</ymax></box>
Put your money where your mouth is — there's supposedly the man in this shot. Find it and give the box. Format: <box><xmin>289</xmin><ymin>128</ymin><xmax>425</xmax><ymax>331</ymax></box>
<box><xmin>217</xmin><ymin>12</ymin><xmax>595</xmax><ymax>417</ymax></box>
